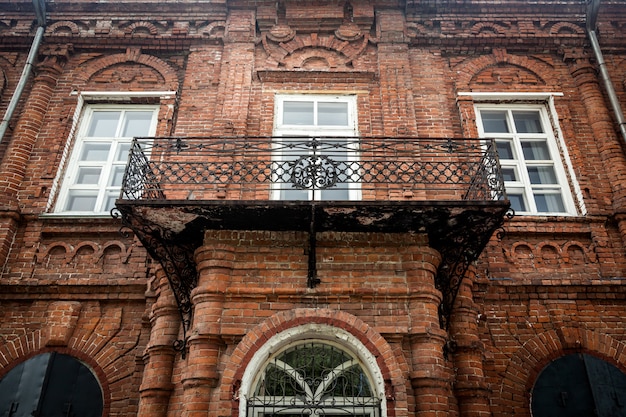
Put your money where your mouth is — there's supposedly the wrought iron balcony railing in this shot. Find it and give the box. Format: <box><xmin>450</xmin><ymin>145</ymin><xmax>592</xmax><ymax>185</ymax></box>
<box><xmin>120</xmin><ymin>136</ymin><xmax>505</xmax><ymax>203</ymax></box>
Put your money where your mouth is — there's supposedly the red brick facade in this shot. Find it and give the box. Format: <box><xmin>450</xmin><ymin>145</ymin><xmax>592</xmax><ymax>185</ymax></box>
<box><xmin>1</xmin><ymin>1</ymin><xmax>626</xmax><ymax>416</ymax></box>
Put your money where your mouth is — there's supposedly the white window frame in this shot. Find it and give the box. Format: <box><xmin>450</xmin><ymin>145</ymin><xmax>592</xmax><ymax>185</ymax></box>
<box><xmin>53</xmin><ymin>103</ymin><xmax>159</xmax><ymax>215</ymax></box>
<box><xmin>272</xmin><ymin>94</ymin><xmax>360</xmax><ymax>201</ymax></box>
<box><xmin>474</xmin><ymin>103</ymin><xmax>577</xmax><ymax>215</ymax></box>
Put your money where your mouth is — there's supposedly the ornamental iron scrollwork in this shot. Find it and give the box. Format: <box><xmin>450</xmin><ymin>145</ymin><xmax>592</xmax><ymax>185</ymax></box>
<box><xmin>116</xmin><ymin>136</ymin><xmax>509</xmax><ymax>333</ymax></box>
<box><xmin>113</xmin><ymin>205</ymin><xmax>196</xmax><ymax>358</ymax></box>
<box><xmin>120</xmin><ymin>136</ymin><xmax>505</xmax><ymax>201</ymax></box>
<box><xmin>291</xmin><ymin>155</ymin><xmax>339</xmax><ymax>190</ymax></box>
<box><xmin>432</xmin><ymin>206</ymin><xmax>512</xmax><ymax>330</ymax></box>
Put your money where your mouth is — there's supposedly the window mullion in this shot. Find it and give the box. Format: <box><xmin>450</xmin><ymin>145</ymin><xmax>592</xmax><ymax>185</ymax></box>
<box><xmin>512</xmin><ymin>133</ymin><xmax>536</xmax><ymax>213</ymax></box>
<box><xmin>97</xmin><ymin>113</ymin><xmax>125</xmax><ymax>212</ymax></box>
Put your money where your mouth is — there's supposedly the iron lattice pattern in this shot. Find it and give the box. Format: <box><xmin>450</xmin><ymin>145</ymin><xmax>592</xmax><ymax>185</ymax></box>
<box><xmin>247</xmin><ymin>343</ymin><xmax>381</xmax><ymax>417</ymax></box>
<box><xmin>121</xmin><ymin>137</ymin><xmax>505</xmax><ymax>202</ymax></box>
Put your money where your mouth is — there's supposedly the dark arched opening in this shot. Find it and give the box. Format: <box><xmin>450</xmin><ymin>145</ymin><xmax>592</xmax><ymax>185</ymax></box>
<box><xmin>0</xmin><ymin>352</ymin><xmax>103</xmax><ymax>417</ymax></box>
<box><xmin>531</xmin><ymin>353</ymin><xmax>626</xmax><ymax>417</ymax></box>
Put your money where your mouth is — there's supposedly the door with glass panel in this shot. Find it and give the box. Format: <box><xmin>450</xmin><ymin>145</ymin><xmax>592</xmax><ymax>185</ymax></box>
<box><xmin>57</xmin><ymin>105</ymin><xmax>158</xmax><ymax>214</ymax></box>
<box><xmin>476</xmin><ymin>106</ymin><xmax>574</xmax><ymax>215</ymax></box>
<box><xmin>273</xmin><ymin>95</ymin><xmax>359</xmax><ymax>201</ymax></box>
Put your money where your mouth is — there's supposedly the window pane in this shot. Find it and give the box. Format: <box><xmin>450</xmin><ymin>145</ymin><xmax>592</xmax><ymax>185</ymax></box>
<box><xmin>280</xmin><ymin>187</ymin><xmax>309</xmax><ymax>200</ymax></box>
<box><xmin>283</xmin><ymin>101</ymin><xmax>314</xmax><ymax>125</ymax></box>
<box><xmin>521</xmin><ymin>141</ymin><xmax>550</xmax><ymax>160</ymax></box>
<box><xmin>66</xmin><ymin>193</ymin><xmax>97</xmax><ymax>211</ymax></box>
<box><xmin>80</xmin><ymin>143</ymin><xmax>111</xmax><ymax>161</ymax></box>
<box><xmin>318</xmin><ymin>102</ymin><xmax>349</xmax><ymax>126</ymax></box>
<box><xmin>507</xmin><ymin>193</ymin><xmax>527</xmax><ymax>212</ymax></box>
<box><xmin>513</xmin><ymin>111</ymin><xmax>544</xmax><ymax>133</ymax></box>
<box><xmin>481</xmin><ymin>111</ymin><xmax>509</xmax><ymax>133</ymax></box>
<box><xmin>104</xmin><ymin>193</ymin><xmax>118</xmax><ymax>212</ymax></box>
<box><xmin>535</xmin><ymin>193</ymin><xmax>565</xmax><ymax>213</ymax></box>
<box><xmin>319</xmin><ymin>189</ymin><xmax>350</xmax><ymax>200</ymax></box>
<box><xmin>109</xmin><ymin>166</ymin><xmax>126</xmax><ymax>186</ymax></box>
<box><xmin>76</xmin><ymin>167</ymin><xmax>102</xmax><ymax>185</ymax></box>
<box><xmin>528</xmin><ymin>166</ymin><xmax>558</xmax><ymax>184</ymax></box>
<box><xmin>115</xmin><ymin>143</ymin><xmax>131</xmax><ymax>162</ymax></box>
<box><xmin>496</xmin><ymin>141</ymin><xmax>514</xmax><ymax>159</ymax></box>
<box><xmin>502</xmin><ymin>168</ymin><xmax>517</xmax><ymax>182</ymax></box>
<box><xmin>122</xmin><ymin>111</ymin><xmax>154</xmax><ymax>137</ymax></box>
<box><xmin>87</xmin><ymin>111</ymin><xmax>121</xmax><ymax>137</ymax></box>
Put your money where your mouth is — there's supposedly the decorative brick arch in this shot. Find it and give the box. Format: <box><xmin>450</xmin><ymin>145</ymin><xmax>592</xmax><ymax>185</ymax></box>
<box><xmin>453</xmin><ymin>49</ymin><xmax>555</xmax><ymax>90</ymax></box>
<box><xmin>75</xmin><ymin>49</ymin><xmax>179</xmax><ymax>91</ymax></box>
<box><xmin>492</xmin><ymin>327</ymin><xmax>626</xmax><ymax>415</ymax></box>
<box><xmin>221</xmin><ymin>308</ymin><xmax>407</xmax><ymax>417</ymax></box>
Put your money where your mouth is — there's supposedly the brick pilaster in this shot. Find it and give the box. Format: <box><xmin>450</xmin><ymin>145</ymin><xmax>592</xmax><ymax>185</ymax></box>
<box><xmin>568</xmin><ymin>58</ymin><xmax>626</xmax><ymax>261</ymax></box>
<box><xmin>180</xmin><ymin>232</ymin><xmax>235</xmax><ymax>417</ymax></box>
<box><xmin>405</xmin><ymin>247</ymin><xmax>455</xmax><ymax>416</ymax></box>
<box><xmin>214</xmin><ymin>9</ymin><xmax>256</xmax><ymax>135</ymax></box>
<box><xmin>569</xmin><ymin>58</ymin><xmax>626</xmax><ymax>211</ymax></box>
<box><xmin>138</xmin><ymin>268</ymin><xmax>179</xmax><ymax>417</ymax></box>
<box><xmin>0</xmin><ymin>45</ymin><xmax>69</xmax><ymax>268</ymax></box>
<box><xmin>375</xmin><ymin>9</ymin><xmax>418</xmax><ymax>138</ymax></box>
<box><xmin>450</xmin><ymin>268</ymin><xmax>492</xmax><ymax>417</ymax></box>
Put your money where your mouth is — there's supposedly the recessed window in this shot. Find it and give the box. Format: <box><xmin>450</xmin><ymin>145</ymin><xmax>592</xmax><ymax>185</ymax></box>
<box><xmin>55</xmin><ymin>105</ymin><xmax>158</xmax><ymax>214</ymax></box>
<box><xmin>273</xmin><ymin>95</ymin><xmax>359</xmax><ymax>201</ymax></box>
<box><xmin>476</xmin><ymin>105</ymin><xmax>575</xmax><ymax>215</ymax></box>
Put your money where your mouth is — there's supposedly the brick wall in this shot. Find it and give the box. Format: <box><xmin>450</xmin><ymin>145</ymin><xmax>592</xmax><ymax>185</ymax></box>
<box><xmin>0</xmin><ymin>1</ymin><xmax>625</xmax><ymax>416</ymax></box>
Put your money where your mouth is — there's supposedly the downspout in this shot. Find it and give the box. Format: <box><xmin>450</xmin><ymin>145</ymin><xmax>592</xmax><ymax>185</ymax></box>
<box><xmin>0</xmin><ymin>0</ymin><xmax>46</xmax><ymax>144</ymax></box>
<box><xmin>586</xmin><ymin>0</ymin><xmax>626</xmax><ymax>146</ymax></box>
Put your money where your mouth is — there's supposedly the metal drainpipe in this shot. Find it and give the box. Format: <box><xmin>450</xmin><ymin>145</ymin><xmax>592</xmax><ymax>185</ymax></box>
<box><xmin>586</xmin><ymin>0</ymin><xmax>626</xmax><ymax>146</ymax></box>
<box><xmin>0</xmin><ymin>0</ymin><xmax>46</xmax><ymax>144</ymax></box>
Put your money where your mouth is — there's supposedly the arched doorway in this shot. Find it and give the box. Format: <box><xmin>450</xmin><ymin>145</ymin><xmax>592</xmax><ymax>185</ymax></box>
<box><xmin>531</xmin><ymin>353</ymin><xmax>626</xmax><ymax>417</ymax></box>
<box><xmin>0</xmin><ymin>352</ymin><xmax>104</xmax><ymax>417</ymax></box>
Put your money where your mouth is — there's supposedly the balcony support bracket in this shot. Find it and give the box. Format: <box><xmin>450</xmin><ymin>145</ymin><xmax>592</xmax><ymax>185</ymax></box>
<box><xmin>114</xmin><ymin>205</ymin><xmax>197</xmax><ymax>358</ymax></box>
<box><xmin>114</xmin><ymin>200</ymin><xmax>510</xmax><ymax>337</ymax></box>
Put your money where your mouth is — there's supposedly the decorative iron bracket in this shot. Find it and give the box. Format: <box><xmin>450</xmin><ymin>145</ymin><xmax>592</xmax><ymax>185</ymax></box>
<box><xmin>431</xmin><ymin>208</ymin><xmax>514</xmax><ymax>329</ymax></box>
<box><xmin>115</xmin><ymin>200</ymin><xmax>511</xmax><ymax>339</ymax></box>
<box><xmin>114</xmin><ymin>205</ymin><xmax>198</xmax><ymax>358</ymax></box>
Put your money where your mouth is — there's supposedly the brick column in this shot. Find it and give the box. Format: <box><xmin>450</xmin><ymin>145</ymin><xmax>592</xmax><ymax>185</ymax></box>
<box><xmin>0</xmin><ymin>45</ymin><xmax>69</xmax><ymax>267</ymax></box>
<box><xmin>405</xmin><ymin>246</ymin><xmax>455</xmax><ymax>416</ymax></box>
<box><xmin>180</xmin><ymin>232</ymin><xmax>235</xmax><ymax>417</ymax></box>
<box><xmin>138</xmin><ymin>268</ymin><xmax>179</xmax><ymax>417</ymax></box>
<box><xmin>449</xmin><ymin>268</ymin><xmax>491</xmax><ymax>417</ymax></box>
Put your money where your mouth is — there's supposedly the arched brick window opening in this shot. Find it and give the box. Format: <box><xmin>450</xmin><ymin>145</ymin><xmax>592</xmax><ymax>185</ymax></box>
<box><xmin>531</xmin><ymin>353</ymin><xmax>626</xmax><ymax>417</ymax></box>
<box><xmin>0</xmin><ymin>352</ymin><xmax>103</xmax><ymax>417</ymax></box>
<box><xmin>239</xmin><ymin>324</ymin><xmax>387</xmax><ymax>417</ymax></box>
<box><xmin>248</xmin><ymin>341</ymin><xmax>381</xmax><ymax>416</ymax></box>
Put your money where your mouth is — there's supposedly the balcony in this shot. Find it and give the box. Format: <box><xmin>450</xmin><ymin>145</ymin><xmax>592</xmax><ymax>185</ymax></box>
<box><xmin>114</xmin><ymin>136</ymin><xmax>510</xmax><ymax>337</ymax></box>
